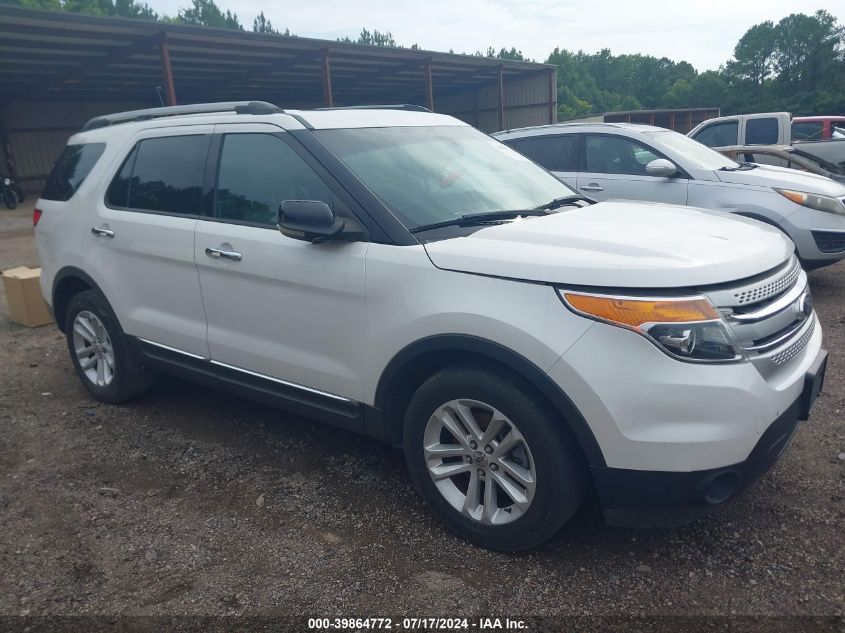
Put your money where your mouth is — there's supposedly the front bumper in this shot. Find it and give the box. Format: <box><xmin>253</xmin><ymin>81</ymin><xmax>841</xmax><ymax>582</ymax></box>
<box><xmin>592</xmin><ymin>348</ymin><xmax>828</xmax><ymax>528</ymax></box>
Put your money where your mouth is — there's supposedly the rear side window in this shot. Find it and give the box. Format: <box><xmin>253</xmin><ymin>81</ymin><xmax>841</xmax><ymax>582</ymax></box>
<box><xmin>746</xmin><ymin>118</ymin><xmax>779</xmax><ymax>145</ymax></box>
<box><xmin>106</xmin><ymin>135</ymin><xmax>208</xmax><ymax>215</ymax></box>
<box><xmin>693</xmin><ymin>121</ymin><xmax>738</xmax><ymax>148</ymax></box>
<box><xmin>507</xmin><ymin>135</ymin><xmax>577</xmax><ymax>172</ymax></box>
<box><xmin>42</xmin><ymin>143</ymin><xmax>106</xmax><ymax>201</ymax></box>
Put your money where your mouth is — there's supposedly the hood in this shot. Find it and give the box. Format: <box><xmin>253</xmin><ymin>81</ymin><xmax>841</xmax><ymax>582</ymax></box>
<box><xmin>716</xmin><ymin>163</ymin><xmax>845</xmax><ymax>196</ymax></box>
<box><xmin>423</xmin><ymin>201</ymin><xmax>793</xmax><ymax>288</ymax></box>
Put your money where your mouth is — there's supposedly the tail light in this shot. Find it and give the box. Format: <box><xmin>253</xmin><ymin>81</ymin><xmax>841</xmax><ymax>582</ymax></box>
<box><xmin>33</xmin><ymin>208</ymin><xmax>43</xmax><ymax>227</ymax></box>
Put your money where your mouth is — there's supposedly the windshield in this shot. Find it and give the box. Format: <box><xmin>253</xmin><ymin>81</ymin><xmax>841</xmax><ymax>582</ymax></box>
<box><xmin>643</xmin><ymin>130</ymin><xmax>740</xmax><ymax>171</ymax></box>
<box><xmin>314</xmin><ymin>126</ymin><xmax>577</xmax><ymax>229</ymax></box>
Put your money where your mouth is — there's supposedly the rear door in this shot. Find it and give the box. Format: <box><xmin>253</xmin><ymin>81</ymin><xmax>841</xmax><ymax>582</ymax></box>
<box><xmin>504</xmin><ymin>134</ymin><xmax>578</xmax><ymax>189</ymax></box>
<box><xmin>576</xmin><ymin>133</ymin><xmax>688</xmax><ymax>204</ymax></box>
<box><xmin>89</xmin><ymin>127</ymin><xmax>211</xmax><ymax>357</ymax></box>
<box><xmin>194</xmin><ymin>123</ymin><xmax>368</xmax><ymax>401</ymax></box>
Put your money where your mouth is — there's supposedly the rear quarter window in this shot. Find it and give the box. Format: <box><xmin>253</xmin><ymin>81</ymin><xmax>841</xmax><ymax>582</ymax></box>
<box><xmin>41</xmin><ymin>143</ymin><xmax>106</xmax><ymax>201</ymax></box>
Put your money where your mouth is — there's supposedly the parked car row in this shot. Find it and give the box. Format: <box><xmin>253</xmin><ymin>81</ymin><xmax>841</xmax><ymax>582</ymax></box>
<box><xmin>35</xmin><ymin>102</ymin><xmax>827</xmax><ymax>550</ymax></box>
<box><xmin>687</xmin><ymin>111</ymin><xmax>845</xmax><ymax>169</ymax></box>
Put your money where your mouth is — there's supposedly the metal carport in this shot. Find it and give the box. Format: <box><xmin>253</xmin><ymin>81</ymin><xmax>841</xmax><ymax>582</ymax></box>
<box><xmin>0</xmin><ymin>5</ymin><xmax>557</xmax><ymax>193</ymax></box>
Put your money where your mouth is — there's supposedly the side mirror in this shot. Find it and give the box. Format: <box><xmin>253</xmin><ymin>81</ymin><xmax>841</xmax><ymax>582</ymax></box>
<box><xmin>278</xmin><ymin>200</ymin><xmax>346</xmax><ymax>243</ymax></box>
<box><xmin>645</xmin><ymin>158</ymin><xmax>678</xmax><ymax>178</ymax></box>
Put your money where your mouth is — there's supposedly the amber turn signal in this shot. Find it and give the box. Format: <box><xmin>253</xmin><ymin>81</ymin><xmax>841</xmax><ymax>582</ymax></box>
<box><xmin>563</xmin><ymin>293</ymin><xmax>719</xmax><ymax>330</ymax></box>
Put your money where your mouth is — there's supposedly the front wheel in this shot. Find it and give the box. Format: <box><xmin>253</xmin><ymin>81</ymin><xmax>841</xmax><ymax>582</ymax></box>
<box><xmin>403</xmin><ymin>364</ymin><xmax>586</xmax><ymax>550</ymax></box>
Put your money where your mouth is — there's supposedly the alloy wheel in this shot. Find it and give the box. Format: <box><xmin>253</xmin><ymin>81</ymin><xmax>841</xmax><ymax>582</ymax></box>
<box><xmin>72</xmin><ymin>310</ymin><xmax>115</xmax><ymax>388</ymax></box>
<box><xmin>423</xmin><ymin>398</ymin><xmax>536</xmax><ymax>525</ymax></box>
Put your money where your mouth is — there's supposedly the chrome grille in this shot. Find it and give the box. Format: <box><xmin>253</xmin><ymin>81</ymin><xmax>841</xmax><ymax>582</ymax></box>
<box><xmin>705</xmin><ymin>257</ymin><xmax>814</xmax><ymax>379</ymax></box>
<box><xmin>771</xmin><ymin>317</ymin><xmax>815</xmax><ymax>365</ymax></box>
<box><xmin>732</xmin><ymin>258</ymin><xmax>800</xmax><ymax>305</ymax></box>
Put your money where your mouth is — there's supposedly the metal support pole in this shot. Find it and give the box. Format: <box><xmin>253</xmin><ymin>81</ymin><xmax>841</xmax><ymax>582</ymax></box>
<box><xmin>497</xmin><ymin>64</ymin><xmax>505</xmax><ymax>131</ymax></box>
<box><xmin>159</xmin><ymin>36</ymin><xmax>177</xmax><ymax>106</ymax></box>
<box><xmin>424</xmin><ymin>60</ymin><xmax>434</xmax><ymax>112</ymax></box>
<box><xmin>322</xmin><ymin>50</ymin><xmax>333</xmax><ymax>108</ymax></box>
<box><xmin>548</xmin><ymin>68</ymin><xmax>557</xmax><ymax>124</ymax></box>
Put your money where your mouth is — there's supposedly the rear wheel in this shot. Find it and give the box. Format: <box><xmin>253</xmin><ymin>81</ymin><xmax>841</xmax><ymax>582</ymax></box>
<box><xmin>403</xmin><ymin>364</ymin><xmax>586</xmax><ymax>550</ymax></box>
<box><xmin>65</xmin><ymin>290</ymin><xmax>154</xmax><ymax>403</ymax></box>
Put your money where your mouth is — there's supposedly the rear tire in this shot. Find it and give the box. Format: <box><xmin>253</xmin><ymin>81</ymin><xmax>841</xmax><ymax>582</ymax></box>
<box><xmin>65</xmin><ymin>290</ymin><xmax>154</xmax><ymax>403</ymax></box>
<box><xmin>403</xmin><ymin>364</ymin><xmax>586</xmax><ymax>551</ymax></box>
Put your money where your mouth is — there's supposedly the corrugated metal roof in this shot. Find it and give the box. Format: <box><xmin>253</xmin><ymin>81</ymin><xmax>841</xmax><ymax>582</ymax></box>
<box><xmin>0</xmin><ymin>5</ymin><xmax>553</xmax><ymax>106</ymax></box>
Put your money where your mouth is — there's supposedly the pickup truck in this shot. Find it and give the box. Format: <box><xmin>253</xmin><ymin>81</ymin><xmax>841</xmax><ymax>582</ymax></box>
<box><xmin>689</xmin><ymin>112</ymin><xmax>845</xmax><ymax>169</ymax></box>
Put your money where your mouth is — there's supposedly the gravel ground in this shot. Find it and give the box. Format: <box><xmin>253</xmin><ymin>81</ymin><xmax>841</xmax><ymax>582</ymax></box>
<box><xmin>0</xmin><ymin>202</ymin><xmax>842</xmax><ymax>630</ymax></box>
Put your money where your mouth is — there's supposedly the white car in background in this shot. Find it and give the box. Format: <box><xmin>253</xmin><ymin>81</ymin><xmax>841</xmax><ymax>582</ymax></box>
<box><xmin>494</xmin><ymin>123</ymin><xmax>845</xmax><ymax>269</ymax></box>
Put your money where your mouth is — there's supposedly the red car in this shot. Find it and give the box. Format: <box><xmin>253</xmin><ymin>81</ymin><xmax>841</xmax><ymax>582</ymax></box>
<box><xmin>791</xmin><ymin>116</ymin><xmax>845</xmax><ymax>141</ymax></box>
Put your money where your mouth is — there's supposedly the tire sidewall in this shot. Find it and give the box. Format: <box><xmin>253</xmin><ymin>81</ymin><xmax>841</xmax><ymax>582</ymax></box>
<box><xmin>403</xmin><ymin>365</ymin><xmax>584</xmax><ymax>550</ymax></box>
<box><xmin>65</xmin><ymin>290</ymin><xmax>141</xmax><ymax>403</ymax></box>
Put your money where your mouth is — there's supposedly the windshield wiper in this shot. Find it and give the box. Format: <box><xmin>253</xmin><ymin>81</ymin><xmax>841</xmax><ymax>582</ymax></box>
<box><xmin>534</xmin><ymin>194</ymin><xmax>594</xmax><ymax>210</ymax></box>
<box><xmin>409</xmin><ymin>209</ymin><xmax>548</xmax><ymax>234</ymax></box>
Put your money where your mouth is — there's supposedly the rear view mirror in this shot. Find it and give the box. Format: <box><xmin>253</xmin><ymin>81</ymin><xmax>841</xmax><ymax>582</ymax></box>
<box><xmin>645</xmin><ymin>158</ymin><xmax>678</xmax><ymax>178</ymax></box>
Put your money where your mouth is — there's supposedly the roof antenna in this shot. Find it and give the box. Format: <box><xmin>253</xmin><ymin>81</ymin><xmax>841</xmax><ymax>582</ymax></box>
<box><xmin>154</xmin><ymin>86</ymin><xmax>165</xmax><ymax>107</ymax></box>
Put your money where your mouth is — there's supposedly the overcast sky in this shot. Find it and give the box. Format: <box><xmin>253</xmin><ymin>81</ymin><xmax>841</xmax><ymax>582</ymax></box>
<box><xmin>147</xmin><ymin>0</ymin><xmax>844</xmax><ymax>71</ymax></box>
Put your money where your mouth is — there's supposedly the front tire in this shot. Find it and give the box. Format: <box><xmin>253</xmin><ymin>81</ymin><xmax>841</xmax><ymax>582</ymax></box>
<box><xmin>403</xmin><ymin>364</ymin><xmax>586</xmax><ymax>550</ymax></box>
<box><xmin>65</xmin><ymin>290</ymin><xmax>154</xmax><ymax>403</ymax></box>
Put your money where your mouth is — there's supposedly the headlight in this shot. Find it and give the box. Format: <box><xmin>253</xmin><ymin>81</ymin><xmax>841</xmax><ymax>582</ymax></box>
<box><xmin>775</xmin><ymin>188</ymin><xmax>845</xmax><ymax>216</ymax></box>
<box><xmin>561</xmin><ymin>292</ymin><xmax>743</xmax><ymax>363</ymax></box>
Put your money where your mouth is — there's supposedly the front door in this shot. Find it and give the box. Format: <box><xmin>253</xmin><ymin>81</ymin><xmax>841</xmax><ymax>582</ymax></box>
<box><xmin>194</xmin><ymin>124</ymin><xmax>368</xmax><ymax>401</ymax></box>
<box><xmin>576</xmin><ymin>134</ymin><xmax>689</xmax><ymax>204</ymax></box>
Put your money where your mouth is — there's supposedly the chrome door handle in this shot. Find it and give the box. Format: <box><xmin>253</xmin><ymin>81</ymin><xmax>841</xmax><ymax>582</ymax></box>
<box><xmin>91</xmin><ymin>226</ymin><xmax>115</xmax><ymax>238</ymax></box>
<box><xmin>580</xmin><ymin>184</ymin><xmax>604</xmax><ymax>192</ymax></box>
<box><xmin>205</xmin><ymin>247</ymin><xmax>242</xmax><ymax>262</ymax></box>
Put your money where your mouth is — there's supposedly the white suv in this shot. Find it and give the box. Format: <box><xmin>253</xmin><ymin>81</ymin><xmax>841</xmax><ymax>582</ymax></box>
<box><xmin>34</xmin><ymin>102</ymin><xmax>827</xmax><ymax>550</ymax></box>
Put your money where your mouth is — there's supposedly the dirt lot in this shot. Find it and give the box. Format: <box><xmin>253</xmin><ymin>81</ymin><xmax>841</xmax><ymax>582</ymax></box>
<box><xmin>0</xmin><ymin>202</ymin><xmax>842</xmax><ymax>629</ymax></box>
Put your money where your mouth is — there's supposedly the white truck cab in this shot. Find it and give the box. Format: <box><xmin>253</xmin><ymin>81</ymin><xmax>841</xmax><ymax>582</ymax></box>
<box><xmin>34</xmin><ymin>102</ymin><xmax>828</xmax><ymax>550</ymax></box>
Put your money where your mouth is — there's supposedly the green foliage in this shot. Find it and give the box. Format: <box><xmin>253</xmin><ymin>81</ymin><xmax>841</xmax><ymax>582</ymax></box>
<box><xmin>252</xmin><ymin>10</ymin><xmax>289</xmax><ymax>35</ymax></box>
<box><xmin>548</xmin><ymin>10</ymin><xmax>844</xmax><ymax>119</ymax></box>
<box><xmin>178</xmin><ymin>0</ymin><xmax>241</xmax><ymax>29</ymax></box>
<box><xmin>1</xmin><ymin>0</ymin><xmax>157</xmax><ymax>19</ymax></box>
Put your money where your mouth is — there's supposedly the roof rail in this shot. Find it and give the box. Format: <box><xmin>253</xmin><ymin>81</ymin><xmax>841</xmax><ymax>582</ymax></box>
<box><xmin>81</xmin><ymin>101</ymin><xmax>283</xmax><ymax>132</ymax></box>
<box><xmin>315</xmin><ymin>104</ymin><xmax>431</xmax><ymax>112</ymax></box>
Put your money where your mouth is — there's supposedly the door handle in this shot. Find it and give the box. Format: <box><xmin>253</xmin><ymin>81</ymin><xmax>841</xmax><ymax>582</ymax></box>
<box><xmin>91</xmin><ymin>226</ymin><xmax>115</xmax><ymax>238</ymax></box>
<box><xmin>580</xmin><ymin>184</ymin><xmax>604</xmax><ymax>192</ymax></box>
<box><xmin>205</xmin><ymin>247</ymin><xmax>242</xmax><ymax>262</ymax></box>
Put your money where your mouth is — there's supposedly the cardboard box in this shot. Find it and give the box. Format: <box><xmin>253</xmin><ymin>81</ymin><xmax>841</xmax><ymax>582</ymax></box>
<box><xmin>2</xmin><ymin>266</ymin><xmax>53</xmax><ymax>327</ymax></box>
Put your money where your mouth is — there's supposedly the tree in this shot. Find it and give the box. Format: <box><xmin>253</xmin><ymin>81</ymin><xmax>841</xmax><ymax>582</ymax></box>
<box><xmin>773</xmin><ymin>10</ymin><xmax>842</xmax><ymax>92</ymax></box>
<box><xmin>178</xmin><ymin>0</ymin><xmax>242</xmax><ymax>30</ymax></box>
<box><xmin>252</xmin><ymin>10</ymin><xmax>288</xmax><ymax>35</ymax></box>
<box><xmin>355</xmin><ymin>28</ymin><xmax>397</xmax><ymax>47</ymax></box>
<box><xmin>724</xmin><ymin>21</ymin><xmax>776</xmax><ymax>94</ymax></box>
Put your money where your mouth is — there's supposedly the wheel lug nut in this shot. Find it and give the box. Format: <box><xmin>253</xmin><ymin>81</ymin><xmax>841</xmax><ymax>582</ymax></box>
<box><xmin>490</xmin><ymin>463</ymin><xmax>499</xmax><ymax>471</ymax></box>
<box><xmin>469</xmin><ymin>441</ymin><xmax>478</xmax><ymax>450</ymax></box>
<box><xmin>484</xmin><ymin>445</ymin><xmax>493</xmax><ymax>454</ymax></box>
<box><xmin>477</xmin><ymin>468</ymin><xmax>485</xmax><ymax>477</ymax></box>
<box><xmin>465</xmin><ymin>455</ymin><xmax>473</xmax><ymax>464</ymax></box>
